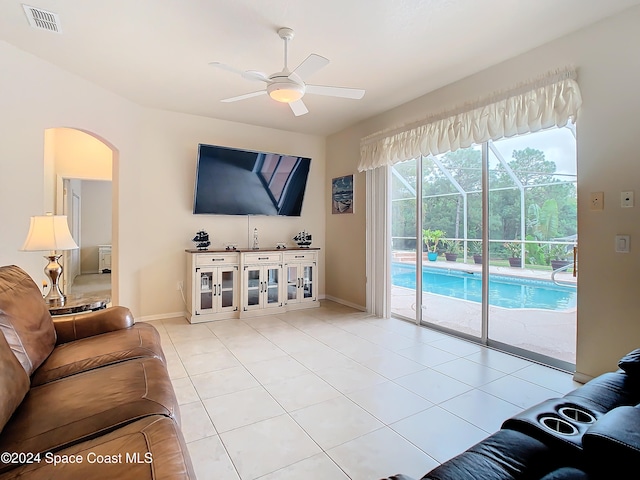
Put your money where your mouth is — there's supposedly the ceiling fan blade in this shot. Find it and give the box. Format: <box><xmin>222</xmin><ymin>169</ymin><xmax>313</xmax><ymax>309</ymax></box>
<box><xmin>289</xmin><ymin>99</ymin><xmax>309</xmax><ymax>116</ymax></box>
<box><xmin>220</xmin><ymin>90</ymin><xmax>267</xmax><ymax>103</ymax></box>
<box><xmin>210</xmin><ymin>63</ymin><xmax>269</xmax><ymax>83</ymax></box>
<box><xmin>290</xmin><ymin>54</ymin><xmax>329</xmax><ymax>81</ymax></box>
<box><xmin>305</xmin><ymin>84</ymin><xmax>365</xmax><ymax>99</ymax></box>
<box><xmin>209</xmin><ymin>61</ymin><xmax>245</xmax><ymax>76</ymax></box>
<box><xmin>242</xmin><ymin>70</ymin><xmax>271</xmax><ymax>83</ymax></box>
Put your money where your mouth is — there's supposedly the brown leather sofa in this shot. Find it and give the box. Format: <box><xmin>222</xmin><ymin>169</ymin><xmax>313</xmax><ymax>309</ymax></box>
<box><xmin>0</xmin><ymin>265</ymin><xmax>195</xmax><ymax>479</ymax></box>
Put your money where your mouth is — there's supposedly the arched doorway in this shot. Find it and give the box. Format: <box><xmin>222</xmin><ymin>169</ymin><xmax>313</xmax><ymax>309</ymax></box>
<box><xmin>43</xmin><ymin>127</ymin><xmax>118</xmax><ymax>303</ymax></box>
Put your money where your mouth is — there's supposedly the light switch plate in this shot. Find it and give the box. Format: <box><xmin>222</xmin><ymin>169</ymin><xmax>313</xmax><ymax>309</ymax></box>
<box><xmin>615</xmin><ymin>235</ymin><xmax>630</xmax><ymax>253</ymax></box>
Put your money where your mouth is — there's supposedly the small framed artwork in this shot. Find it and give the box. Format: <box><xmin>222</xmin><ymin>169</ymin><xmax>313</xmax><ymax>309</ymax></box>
<box><xmin>332</xmin><ymin>174</ymin><xmax>354</xmax><ymax>214</ymax></box>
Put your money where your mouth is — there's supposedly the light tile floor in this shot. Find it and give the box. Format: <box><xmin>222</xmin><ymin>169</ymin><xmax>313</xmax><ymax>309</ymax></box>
<box><xmin>145</xmin><ymin>301</ymin><xmax>581</xmax><ymax>480</ymax></box>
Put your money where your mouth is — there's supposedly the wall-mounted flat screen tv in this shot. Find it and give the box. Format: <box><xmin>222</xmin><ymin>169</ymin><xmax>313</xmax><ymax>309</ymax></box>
<box><xmin>193</xmin><ymin>144</ymin><xmax>311</xmax><ymax>216</ymax></box>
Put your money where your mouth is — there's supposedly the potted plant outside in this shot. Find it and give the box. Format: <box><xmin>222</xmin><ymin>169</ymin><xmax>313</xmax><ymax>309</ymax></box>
<box><xmin>549</xmin><ymin>244</ymin><xmax>572</xmax><ymax>271</ymax></box>
<box><xmin>468</xmin><ymin>241</ymin><xmax>483</xmax><ymax>264</ymax></box>
<box><xmin>444</xmin><ymin>240</ymin><xmax>461</xmax><ymax>262</ymax></box>
<box><xmin>504</xmin><ymin>242</ymin><xmax>522</xmax><ymax>267</ymax></box>
<box><xmin>423</xmin><ymin>229</ymin><xmax>445</xmax><ymax>261</ymax></box>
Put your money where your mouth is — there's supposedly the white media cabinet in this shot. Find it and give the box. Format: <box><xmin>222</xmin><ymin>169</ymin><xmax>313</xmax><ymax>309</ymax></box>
<box><xmin>185</xmin><ymin>247</ymin><xmax>319</xmax><ymax>323</ymax></box>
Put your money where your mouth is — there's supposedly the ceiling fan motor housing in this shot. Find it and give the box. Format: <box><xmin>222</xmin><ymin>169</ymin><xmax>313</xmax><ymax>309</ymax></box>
<box><xmin>267</xmin><ymin>76</ymin><xmax>305</xmax><ymax>103</ymax></box>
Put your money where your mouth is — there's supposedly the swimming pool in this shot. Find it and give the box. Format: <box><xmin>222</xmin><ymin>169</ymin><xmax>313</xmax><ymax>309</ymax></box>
<box><xmin>392</xmin><ymin>263</ymin><xmax>576</xmax><ymax>310</ymax></box>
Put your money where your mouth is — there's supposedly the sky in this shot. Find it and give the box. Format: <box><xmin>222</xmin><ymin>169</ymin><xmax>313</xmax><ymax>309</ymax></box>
<box><xmin>491</xmin><ymin>125</ymin><xmax>577</xmax><ymax>177</ymax></box>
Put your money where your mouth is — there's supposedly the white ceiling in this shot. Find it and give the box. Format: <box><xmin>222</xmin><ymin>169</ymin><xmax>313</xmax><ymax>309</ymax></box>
<box><xmin>2</xmin><ymin>0</ymin><xmax>639</xmax><ymax>136</ymax></box>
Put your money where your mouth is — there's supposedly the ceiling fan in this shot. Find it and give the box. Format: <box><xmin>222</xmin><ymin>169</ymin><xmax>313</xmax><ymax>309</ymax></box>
<box><xmin>210</xmin><ymin>27</ymin><xmax>365</xmax><ymax>116</ymax></box>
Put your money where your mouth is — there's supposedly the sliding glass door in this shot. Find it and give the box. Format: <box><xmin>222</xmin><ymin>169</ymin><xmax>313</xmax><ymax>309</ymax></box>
<box><xmin>390</xmin><ymin>126</ymin><xmax>577</xmax><ymax>369</ymax></box>
<box><xmin>391</xmin><ymin>147</ymin><xmax>484</xmax><ymax>340</ymax></box>
<box><xmin>390</xmin><ymin>158</ymin><xmax>418</xmax><ymax>322</ymax></box>
<box><xmin>486</xmin><ymin>129</ymin><xmax>577</xmax><ymax>369</ymax></box>
<box><xmin>420</xmin><ymin>148</ymin><xmax>484</xmax><ymax>339</ymax></box>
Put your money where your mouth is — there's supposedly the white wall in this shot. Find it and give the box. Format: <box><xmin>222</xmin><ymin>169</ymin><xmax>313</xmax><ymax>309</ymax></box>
<box><xmin>0</xmin><ymin>40</ymin><xmax>325</xmax><ymax>320</ymax></box>
<box><xmin>0</xmin><ymin>40</ymin><xmax>138</xmax><ymax>300</ymax></box>
<box><xmin>133</xmin><ymin>109</ymin><xmax>325</xmax><ymax>318</ymax></box>
<box><xmin>326</xmin><ymin>7</ymin><xmax>640</xmax><ymax>379</ymax></box>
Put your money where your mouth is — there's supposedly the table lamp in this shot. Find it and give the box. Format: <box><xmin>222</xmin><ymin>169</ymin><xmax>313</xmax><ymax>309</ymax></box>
<box><xmin>21</xmin><ymin>213</ymin><xmax>79</xmax><ymax>306</ymax></box>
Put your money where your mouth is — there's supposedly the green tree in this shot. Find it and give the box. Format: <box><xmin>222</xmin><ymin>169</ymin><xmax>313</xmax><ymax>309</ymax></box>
<box><xmin>510</xmin><ymin>147</ymin><xmax>556</xmax><ymax>186</ymax></box>
<box><xmin>422</xmin><ymin>149</ymin><xmax>483</xmax><ymax>239</ymax></box>
<box><xmin>391</xmin><ymin>159</ymin><xmax>418</xmax><ymax>250</ymax></box>
<box><xmin>391</xmin><ymin>141</ymin><xmax>576</xmax><ymax>258</ymax></box>
<box><xmin>529</xmin><ymin>199</ymin><xmax>559</xmax><ymax>240</ymax></box>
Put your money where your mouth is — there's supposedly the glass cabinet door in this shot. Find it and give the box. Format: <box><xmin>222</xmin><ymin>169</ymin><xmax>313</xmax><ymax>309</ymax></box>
<box><xmin>266</xmin><ymin>267</ymin><xmax>280</xmax><ymax>305</ymax></box>
<box><xmin>198</xmin><ymin>270</ymin><xmax>214</xmax><ymax>311</ymax></box>
<box><xmin>246</xmin><ymin>268</ymin><xmax>260</xmax><ymax>307</ymax></box>
<box><xmin>220</xmin><ymin>268</ymin><xmax>236</xmax><ymax>309</ymax></box>
<box><xmin>302</xmin><ymin>265</ymin><xmax>313</xmax><ymax>299</ymax></box>
<box><xmin>286</xmin><ymin>265</ymin><xmax>298</xmax><ymax>301</ymax></box>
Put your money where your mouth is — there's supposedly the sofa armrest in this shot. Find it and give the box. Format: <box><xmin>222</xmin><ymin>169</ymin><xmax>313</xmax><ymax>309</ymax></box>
<box><xmin>583</xmin><ymin>405</ymin><xmax>640</xmax><ymax>474</ymax></box>
<box><xmin>53</xmin><ymin>306</ymin><xmax>134</xmax><ymax>344</ymax></box>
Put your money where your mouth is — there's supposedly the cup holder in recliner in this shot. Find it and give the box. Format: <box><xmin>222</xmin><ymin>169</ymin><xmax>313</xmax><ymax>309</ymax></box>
<box><xmin>539</xmin><ymin>415</ymin><xmax>579</xmax><ymax>436</ymax></box>
<box><xmin>503</xmin><ymin>398</ymin><xmax>601</xmax><ymax>451</ymax></box>
<box><xmin>558</xmin><ymin>406</ymin><xmax>596</xmax><ymax>424</ymax></box>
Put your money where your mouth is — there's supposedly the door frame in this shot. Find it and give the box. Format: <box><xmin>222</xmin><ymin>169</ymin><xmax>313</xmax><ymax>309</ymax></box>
<box><xmin>56</xmin><ymin>174</ymin><xmax>112</xmax><ymax>292</ymax></box>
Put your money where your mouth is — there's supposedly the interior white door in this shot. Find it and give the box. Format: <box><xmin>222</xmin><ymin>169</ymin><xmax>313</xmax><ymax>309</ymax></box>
<box><xmin>60</xmin><ymin>179</ymin><xmax>81</xmax><ymax>292</ymax></box>
<box><xmin>70</xmin><ymin>192</ymin><xmax>81</xmax><ymax>283</ymax></box>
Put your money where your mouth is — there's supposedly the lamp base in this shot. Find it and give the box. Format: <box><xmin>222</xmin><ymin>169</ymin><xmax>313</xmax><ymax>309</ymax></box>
<box><xmin>43</xmin><ymin>254</ymin><xmax>66</xmax><ymax>306</ymax></box>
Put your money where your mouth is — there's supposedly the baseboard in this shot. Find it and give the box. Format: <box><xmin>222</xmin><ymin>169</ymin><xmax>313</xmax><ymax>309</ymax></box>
<box><xmin>572</xmin><ymin>371</ymin><xmax>594</xmax><ymax>385</ymax></box>
<box><xmin>138</xmin><ymin>311</ymin><xmax>187</xmax><ymax>322</ymax></box>
<box><xmin>322</xmin><ymin>295</ymin><xmax>366</xmax><ymax>312</ymax></box>
<box><xmin>138</xmin><ymin>298</ymin><xmax>369</xmax><ymax>322</ymax></box>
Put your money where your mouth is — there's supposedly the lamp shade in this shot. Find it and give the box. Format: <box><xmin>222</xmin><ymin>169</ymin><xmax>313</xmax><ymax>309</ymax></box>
<box><xmin>21</xmin><ymin>215</ymin><xmax>79</xmax><ymax>251</ymax></box>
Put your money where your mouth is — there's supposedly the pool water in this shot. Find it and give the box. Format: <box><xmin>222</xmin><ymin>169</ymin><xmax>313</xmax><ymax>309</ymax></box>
<box><xmin>392</xmin><ymin>263</ymin><xmax>576</xmax><ymax>310</ymax></box>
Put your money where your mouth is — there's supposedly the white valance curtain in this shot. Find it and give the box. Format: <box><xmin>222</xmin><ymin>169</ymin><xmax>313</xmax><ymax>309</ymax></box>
<box><xmin>358</xmin><ymin>68</ymin><xmax>582</xmax><ymax>172</ymax></box>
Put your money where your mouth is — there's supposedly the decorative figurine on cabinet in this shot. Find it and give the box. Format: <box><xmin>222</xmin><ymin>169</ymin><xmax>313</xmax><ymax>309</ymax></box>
<box><xmin>252</xmin><ymin>228</ymin><xmax>259</xmax><ymax>250</ymax></box>
<box><xmin>192</xmin><ymin>230</ymin><xmax>210</xmax><ymax>251</ymax></box>
<box><xmin>293</xmin><ymin>230</ymin><xmax>312</xmax><ymax>248</ymax></box>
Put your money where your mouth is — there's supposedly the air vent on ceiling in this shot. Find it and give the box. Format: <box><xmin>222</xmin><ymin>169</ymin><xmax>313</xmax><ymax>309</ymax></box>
<box><xmin>22</xmin><ymin>4</ymin><xmax>62</xmax><ymax>33</ymax></box>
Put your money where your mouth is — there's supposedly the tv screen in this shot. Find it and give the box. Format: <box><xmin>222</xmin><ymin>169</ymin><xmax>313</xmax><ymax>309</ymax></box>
<box><xmin>193</xmin><ymin>144</ymin><xmax>311</xmax><ymax>216</ymax></box>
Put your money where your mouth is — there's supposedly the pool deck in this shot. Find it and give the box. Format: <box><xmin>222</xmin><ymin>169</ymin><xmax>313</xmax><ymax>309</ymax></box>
<box><xmin>391</xmin><ymin>256</ymin><xmax>577</xmax><ymax>365</ymax></box>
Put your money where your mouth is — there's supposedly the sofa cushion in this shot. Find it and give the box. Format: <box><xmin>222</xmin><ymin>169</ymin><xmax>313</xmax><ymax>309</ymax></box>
<box><xmin>0</xmin><ymin>332</ymin><xmax>30</xmax><ymax>434</ymax></box>
<box><xmin>562</xmin><ymin>371</ymin><xmax>640</xmax><ymax>413</ymax></box>
<box><xmin>617</xmin><ymin>348</ymin><xmax>640</xmax><ymax>375</ymax></box>
<box><xmin>582</xmin><ymin>405</ymin><xmax>640</xmax><ymax>475</ymax></box>
<box><xmin>0</xmin><ymin>357</ymin><xmax>178</xmax><ymax>472</ymax></box>
<box><xmin>31</xmin><ymin>322</ymin><xmax>165</xmax><ymax>386</ymax></box>
<box><xmin>421</xmin><ymin>429</ymin><xmax>565</xmax><ymax>480</ymax></box>
<box><xmin>0</xmin><ymin>416</ymin><xmax>195</xmax><ymax>480</ymax></box>
<box><xmin>0</xmin><ymin>265</ymin><xmax>56</xmax><ymax>375</ymax></box>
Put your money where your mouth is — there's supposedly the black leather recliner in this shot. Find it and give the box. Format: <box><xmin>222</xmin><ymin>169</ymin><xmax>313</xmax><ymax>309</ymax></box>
<box><xmin>385</xmin><ymin>349</ymin><xmax>640</xmax><ymax>480</ymax></box>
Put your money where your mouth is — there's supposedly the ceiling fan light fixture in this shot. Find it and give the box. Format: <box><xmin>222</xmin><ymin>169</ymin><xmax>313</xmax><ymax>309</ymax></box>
<box><xmin>267</xmin><ymin>83</ymin><xmax>304</xmax><ymax>103</ymax></box>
